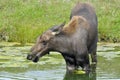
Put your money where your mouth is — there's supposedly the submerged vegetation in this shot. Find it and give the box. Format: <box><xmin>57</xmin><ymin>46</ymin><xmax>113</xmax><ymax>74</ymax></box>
<box><xmin>0</xmin><ymin>0</ymin><xmax>120</xmax><ymax>43</ymax></box>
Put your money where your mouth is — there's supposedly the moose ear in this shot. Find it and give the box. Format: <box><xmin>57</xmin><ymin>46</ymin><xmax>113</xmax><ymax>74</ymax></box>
<box><xmin>51</xmin><ymin>22</ymin><xmax>66</xmax><ymax>35</ymax></box>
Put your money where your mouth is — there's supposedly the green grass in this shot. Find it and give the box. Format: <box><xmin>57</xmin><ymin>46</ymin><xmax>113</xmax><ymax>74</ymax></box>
<box><xmin>0</xmin><ymin>0</ymin><xmax>120</xmax><ymax>44</ymax></box>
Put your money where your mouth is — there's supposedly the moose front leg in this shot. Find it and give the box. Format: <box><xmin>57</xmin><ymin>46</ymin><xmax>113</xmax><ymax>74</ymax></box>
<box><xmin>76</xmin><ymin>52</ymin><xmax>90</xmax><ymax>73</ymax></box>
<box><xmin>62</xmin><ymin>54</ymin><xmax>77</xmax><ymax>72</ymax></box>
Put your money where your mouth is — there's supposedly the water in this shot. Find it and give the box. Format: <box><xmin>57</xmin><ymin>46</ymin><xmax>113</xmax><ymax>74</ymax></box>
<box><xmin>0</xmin><ymin>42</ymin><xmax>120</xmax><ymax>80</ymax></box>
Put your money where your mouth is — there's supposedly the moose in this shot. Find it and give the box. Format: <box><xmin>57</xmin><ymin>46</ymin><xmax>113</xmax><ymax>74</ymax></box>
<box><xmin>27</xmin><ymin>3</ymin><xmax>98</xmax><ymax>73</ymax></box>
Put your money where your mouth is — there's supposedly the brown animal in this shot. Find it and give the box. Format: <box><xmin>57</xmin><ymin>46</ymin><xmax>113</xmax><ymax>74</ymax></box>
<box><xmin>27</xmin><ymin>3</ymin><xmax>98</xmax><ymax>73</ymax></box>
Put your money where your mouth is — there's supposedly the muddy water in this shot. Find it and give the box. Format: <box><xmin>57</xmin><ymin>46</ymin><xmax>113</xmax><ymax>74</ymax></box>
<box><xmin>0</xmin><ymin>42</ymin><xmax>120</xmax><ymax>80</ymax></box>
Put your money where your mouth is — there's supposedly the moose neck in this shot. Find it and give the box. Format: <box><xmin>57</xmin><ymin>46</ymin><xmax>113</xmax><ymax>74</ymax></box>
<box><xmin>51</xmin><ymin>34</ymin><xmax>72</xmax><ymax>53</ymax></box>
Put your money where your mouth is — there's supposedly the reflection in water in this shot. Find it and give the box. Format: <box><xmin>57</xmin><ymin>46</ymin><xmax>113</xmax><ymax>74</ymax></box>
<box><xmin>64</xmin><ymin>72</ymin><xmax>96</xmax><ymax>80</ymax></box>
<box><xmin>64</xmin><ymin>64</ymin><xmax>96</xmax><ymax>80</ymax></box>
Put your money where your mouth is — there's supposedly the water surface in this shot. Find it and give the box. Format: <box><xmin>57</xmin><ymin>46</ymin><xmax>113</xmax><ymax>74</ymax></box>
<box><xmin>0</xmin><ymin>42</ymin><xmax>120</xmax><ymax>80</ymax></box>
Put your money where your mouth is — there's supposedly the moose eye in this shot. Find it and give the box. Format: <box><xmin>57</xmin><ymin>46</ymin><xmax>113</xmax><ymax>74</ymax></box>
<box><xmin>42</xmin><ymin>41</ymin><xmax>47</xmax><ymax>45</ymax></box>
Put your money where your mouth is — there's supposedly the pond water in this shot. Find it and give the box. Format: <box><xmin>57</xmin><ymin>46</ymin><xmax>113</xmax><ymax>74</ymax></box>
<box><xmin>0</xmin><ymin>42</ymin><xmax>120</xmax><ymax>80</ymax></box>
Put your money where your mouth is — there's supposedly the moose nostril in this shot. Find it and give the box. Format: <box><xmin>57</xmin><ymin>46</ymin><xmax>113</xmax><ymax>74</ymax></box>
<box><xmin>27</xmin><ymin>54</ymin><xmax>33</xmax><ymax>60</ymax></box>
<box><xmin>32</xmin><ymin>56</ymin><xmax>39</xmax><ymax>63</ymax></box>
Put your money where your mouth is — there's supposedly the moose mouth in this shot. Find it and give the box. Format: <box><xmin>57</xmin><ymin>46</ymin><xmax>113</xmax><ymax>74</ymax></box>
<box><xmin>27</xmin><ymin>51</ymin><xmax>49</xmax><ymax>62</ymax></box>
<box><xmin>27</xmin><ymin>54</ymin><xmax>40</xmax><ymax>63</ymax></box>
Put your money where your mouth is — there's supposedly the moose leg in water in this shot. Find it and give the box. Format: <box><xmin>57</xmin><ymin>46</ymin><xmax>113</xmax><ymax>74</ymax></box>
<box><xmin>76</xmin><ymin>53</ymin><xmax>90</xmax><ymax>73</ymax></box>
<box><xmin>27</xmin><ymin>3</ymin><xmax>98</xmax><ymax>73</ymax></box>
<box><xmin>62</xmin><ymin>54</ymin><xmax>78</xmax><ymax>72</ymax></box>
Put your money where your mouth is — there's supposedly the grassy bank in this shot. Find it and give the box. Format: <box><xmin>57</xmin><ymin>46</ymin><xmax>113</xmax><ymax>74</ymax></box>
<box><xmin>0</xmin><ymin>0</ymin><xmax>120</xmax><ymax>44</ymax></box>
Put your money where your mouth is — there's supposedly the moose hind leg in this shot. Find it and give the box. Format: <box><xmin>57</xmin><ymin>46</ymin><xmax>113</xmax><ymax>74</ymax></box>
<box><xmin>89</xmin><ymin>39</ymin><xmax>97</xmax><ymax>64</ymax></box>
<box><xmin>89</xmin><ymin>43</ymin><xmax>97</xmax><ymax>64</ymax></box>
<box><xmin>88</xmin><ymin>40</ymin><xmax>97</xmax><ymax>71</ymax></box>
<box><xmin>91</xmin><ymin>50</ymin><xmax>97</xmax><ymax>64</ymax></box>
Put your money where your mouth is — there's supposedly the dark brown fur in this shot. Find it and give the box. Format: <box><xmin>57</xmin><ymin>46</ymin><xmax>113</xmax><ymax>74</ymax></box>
<box><xmin>27</xmin><ymin>3</ymin><xmax>98</xmax><ymax>73</ymax></box>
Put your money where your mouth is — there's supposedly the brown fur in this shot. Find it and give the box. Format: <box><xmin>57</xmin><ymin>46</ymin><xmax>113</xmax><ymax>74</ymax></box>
<box><xmin>27</xmin><ymin>3</ymin><xmax>98</xmax><ymax>72</ymax></box>
<box><xmin>63</xmin><ymin>16</ymin><xmax>89</xmax><ymax>34</ymax></box>
<box><xmin>40</xmin><ymin>30</ymin><xmax>54</xmax><ymax>41</ymax></box>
